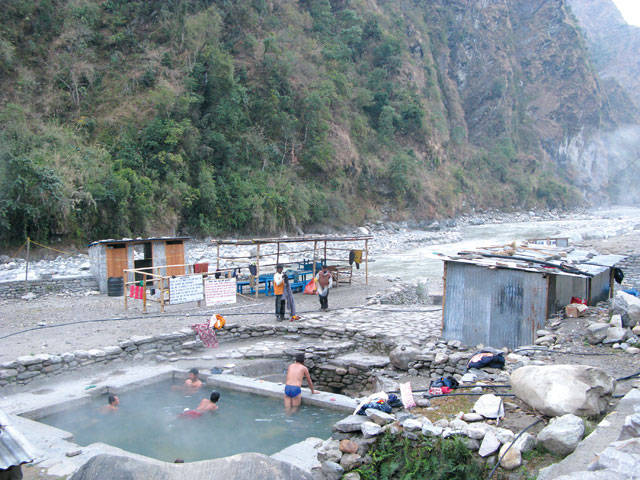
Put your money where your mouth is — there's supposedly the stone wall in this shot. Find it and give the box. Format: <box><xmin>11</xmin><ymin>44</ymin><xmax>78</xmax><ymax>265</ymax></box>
<box><xmin>0</xmin><ymin>275</ymin><xmax>99</xmax><ymax>300</ymax></box>
<box><xmin>0</xmin><ymin>329</ymin><xmax>205</xmax><ymax>387</ymax></box>
<box><xmin>618</xmin><ymin>254</ymin><xmax>640</xmax><ymax>290</ymax></box>
<box><xmin>0</xmin><ymin>319</ymin><xmax>473</xmax><ymax>392</ymax></box>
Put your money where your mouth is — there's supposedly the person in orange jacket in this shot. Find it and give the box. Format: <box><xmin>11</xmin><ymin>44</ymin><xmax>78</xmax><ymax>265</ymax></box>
<box><xmin>274</xmin><ymin>264</ymin><xmax>285</xmax><ymax>321</ymax></box>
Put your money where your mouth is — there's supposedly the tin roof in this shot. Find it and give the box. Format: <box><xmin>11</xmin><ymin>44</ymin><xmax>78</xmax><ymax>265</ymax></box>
<box><xmin>433</xmin><ymin>241</ymin><xmax>625</xmax><ymax>278</ymax></box>
<box><xmin>88</xmin><ymin>236</ymin><xmax>190</xmax><ymax>247</ymax></box>
<box><xmin>0</xmin><ymin>409</ymin><xmax>36</xmax><ymax>469</ymax></box>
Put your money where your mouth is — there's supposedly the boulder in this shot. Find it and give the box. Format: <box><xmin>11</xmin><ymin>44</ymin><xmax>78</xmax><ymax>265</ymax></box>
<box><xmin>389</xmin><ymin>346</ymin><xmax>420</xmax><ymax>370</ymax></box>
<box><xmin>478</xmin><ymin>430</ymin><xmax>501</xmax><ymax>457</ymax></box>
<box><xmin>498</xmin><ymin>443</ymin><xmax>522</xmax><ymax>470</ymax></box>
<box><xmin>604</xmin><ymin>327</ymin><xmax>628</xmax><ymax>344</ymax></box>
<box><xmin>612</xmin><ymin>291</ymin><xmax>640</xmax><ymax>328</ymax></box>
<box><xmin>339</xmin><ymin>439</ymin><xmax>359</xmax><ymax>454</ymax></box>
<box><xmin>618</xmin><ymin>413</ymin><xmax>640</xmax><ymax>441</ymax></box>
<box><xmin>422</xmin><ymin>424</ymin><xmax>443</xmax><ymax>437</ymax></box>
<box><xmin>586</xmin><ymin>323</ymin><xmax>610</xmax><ymax>344</ymax></box>
<box><xmin>334</xmin><ymin>415</ymin><xmax>368</xmax><ymax>433</ymax></box>
<box><xmin>361</xmin><ymin>421</ymin><xmax>383</xmax><ymax>438</ymax></box>
<box><xmin>587</xmin><ymin>437</ymin><xmax>640</xmax><ymax>474</ymax></box>
<box><xmin>340</xmin><ymin>453</ymin><xmax>362</xmax><ymax>472</ymax></box>
<box><xmin>322</xmin><ymin>461</ymin><xmax>344</xmax><ymax>480</ymax></box>
<box><xmin>513</xmin><ymin>432</ymin><xmax>536</xmax><ymax>453</ymax></box>
<box><xmin>473</xmin><ymin>394</ymin><xmax>505</xmax><ymax>419</ymax></box>
<box><xmin>510</xmin><ymin>365</ymin><xmax>615</xmax><ymax>416</ymax></box>
<box><xmin>69</xmin><ymin>453</ymin><xmax>314</xmax><ymax>480</ymax></box>
<box><xmin>401</xmin><ymin>418</ymin><xmax>423</xmax><ymax>432</ymax></box>
<box><xmin>365</xmin><ymin>409</ymin><xmax>395</xmax><ymax>426</ymax></box>
<box><xmin>464</xmin><ymin>422</ymin><xmax>492</xmax><ymax>440</ymax></box>
<box><xmin>554</xmin><ymin>472</ymin><xmax>629</xmax><ymax>480</ymax></box>
<box><xmin>538</xmin><ymin>414</ymin><xmax>585</xmax><ymax>455</ymax></box>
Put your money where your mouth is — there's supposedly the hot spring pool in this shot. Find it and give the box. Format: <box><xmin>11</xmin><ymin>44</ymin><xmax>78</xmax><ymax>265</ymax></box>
<box><xmin>38</xmin><ymin>379</ymin><xmax>345</xmax><ymax>463</ymax></box>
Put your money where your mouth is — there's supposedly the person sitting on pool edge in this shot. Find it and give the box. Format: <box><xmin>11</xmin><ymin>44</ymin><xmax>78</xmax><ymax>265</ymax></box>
<box><xmin>100</xmin><ymin>394</ymin><xmax>119</xmax><ymax>413</ymax></box>
<box><xmin>196</xmin><ymin>390</ymin><xmax>220</xmax><ymax>413</ymax></box>
<box><xmin>284</xmin><ymin>353</ymin><xmax>319</xmax><ymax>413</ymax></box>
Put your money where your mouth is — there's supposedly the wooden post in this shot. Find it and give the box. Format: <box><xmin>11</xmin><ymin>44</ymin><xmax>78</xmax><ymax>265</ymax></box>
<box><xmin>277</xmin><ymin>241</ymin><xmax>280</xmax><ymax>266</ymax></box>
<box><xmin>441</xmin><ymin>262</ymin><xmax>448</xmax><ymax>333</ymax></box>
<box><xmin>216</xmin><ymin>244</ymin><xmax>220</xmax><ymax>270</ymax></box>
<box><xmin>24</xmin><ymin>237</ymin><xmax>30</xmax><ymax>293</ymax></box>
<box><xmin>160</xmin><ymin>277</ymin><xmax>165</xmax><ymax>313</ymax></box>
<box><xmin>255</xmin><ymin>243</ymin><xmax>260</xmax><ymax>298</ymax></box>
<box><xmin>323</xmin><ymin>241</ymin><xmax>327</xmax><ymax>266</ymax></box>
<box><xmin>365</xmin><ymin>239</ymin><xmax>369</xmax><ymax>285</ymax></box>
<box><xmin>312</xmin><ymin>240</ymin><xmax>318</xmax><ymax>279</ymax></box>
<box><xmin>124</xmin><ymin>270</ymin><xmax>128</xmax><ymax>310</ymax></box>
<box><xmin>143</xmin><ymin>275</ymin><xmax>147</xmax><ymax>313</ymax></box>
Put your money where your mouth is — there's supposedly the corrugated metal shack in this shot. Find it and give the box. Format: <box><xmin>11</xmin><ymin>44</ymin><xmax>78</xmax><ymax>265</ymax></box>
<box><xmin>437</xmin><ymin>241</ymin><xmax>625</xmax><ymax>349</ymax></box>
<box><xmin>0</xmin><ymin>408</ymin><xmax>36</xmax><ymax>476</ymax></box>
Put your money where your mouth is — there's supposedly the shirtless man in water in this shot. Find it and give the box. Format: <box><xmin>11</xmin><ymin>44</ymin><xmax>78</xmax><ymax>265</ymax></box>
<box><xmin>284</xmin><ymin>353</ymin><xmax>319</xmax><ymax>413</ymax></box>
<box><xmin>196</xmin><ymin>391</ymin><xmax>220</xmax><ymax>413</ymax></box>
<box><xmin>184</xmin><ymin>368</ymin><xmax>202</xmax><ymax>390</ymax></box>
<box><xmin>100</xmin><ymin>394</ymin><xmax>119</xmax><ymax>413</ymax></box>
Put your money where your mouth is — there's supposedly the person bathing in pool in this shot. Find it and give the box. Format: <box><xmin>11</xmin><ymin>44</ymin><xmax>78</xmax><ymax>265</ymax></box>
<box><xmin>196</xmin><ymin>390</ymin><xmax>220</xmax><ymax>413</ymax></box>
<box><xmin>100</xmin><ymin>394</ymin><xmax>119</xmax><ymax>413</ymax></box>
<box><xmin>284</xmin><ymin>353</ymin><xmax>319</xmax><ymax>413</ymax></box>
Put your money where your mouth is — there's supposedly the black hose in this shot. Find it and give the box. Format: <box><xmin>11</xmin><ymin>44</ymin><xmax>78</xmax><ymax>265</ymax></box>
<box><xmin>423</xmin><ymin>392</ymin><xmax>516</xmax><ymax>399</ymax></box>
<box><xmin>616</xmin><ymin>370</ymin><xmax>640</xmax><ymax>381</ymax></box>
<box><xmin>486</xmin><ymin>418</ymin><xmax>544</xmax><ymax>479</ymax></box>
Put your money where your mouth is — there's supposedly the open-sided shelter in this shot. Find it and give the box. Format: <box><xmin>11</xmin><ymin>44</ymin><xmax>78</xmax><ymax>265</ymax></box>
<box><xmin>88</xmin><ymin>237</ymin><xmax>190</xmax><ymax>294</ymax></box>
<box><xmin>212</xmin><ymin>235</ymin><xmax>373</xmax><ymax>296</ymax></box>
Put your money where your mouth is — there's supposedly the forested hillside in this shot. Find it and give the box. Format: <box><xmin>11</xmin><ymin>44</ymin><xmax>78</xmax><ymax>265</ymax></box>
<box><xmin>0</xmin><ymin>0</ymin><xmax>633</xmax><ymax>244</ymax></box>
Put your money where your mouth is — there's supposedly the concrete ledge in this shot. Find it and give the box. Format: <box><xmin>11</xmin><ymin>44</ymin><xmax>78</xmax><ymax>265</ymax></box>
<box><xmin>206</xmin><ymin>374</ymin><xmax>357</xmax><ymax>412</ymax></box>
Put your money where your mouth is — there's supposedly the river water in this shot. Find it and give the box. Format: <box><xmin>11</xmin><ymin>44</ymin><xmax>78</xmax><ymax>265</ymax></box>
<box><xmin>370</xmin><ymin>206</ymin><xmax>640</xmax><ymax>285</ymax></box>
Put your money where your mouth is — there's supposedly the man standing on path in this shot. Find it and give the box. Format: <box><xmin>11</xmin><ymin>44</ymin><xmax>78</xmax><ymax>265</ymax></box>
<box><xmin>284</xmin><ymin>353</ymin><xmax>318</xmax><ymax>413</ymax></box>
<box><xmin>316</xmin><ymin>264</ymin><xmax>332</xmax><ymax>311</ymax></box>
<box><xmin>274</xmin><ymin>264</ymin><xmax>285</xmax><ymax>321</ymax></box>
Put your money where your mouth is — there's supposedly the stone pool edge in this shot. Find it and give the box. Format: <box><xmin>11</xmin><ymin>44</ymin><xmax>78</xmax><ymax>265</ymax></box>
<box><xmin>5</xmin><ymin>365</ymin><xmax>356</xmax><ymax>477</ymax></box>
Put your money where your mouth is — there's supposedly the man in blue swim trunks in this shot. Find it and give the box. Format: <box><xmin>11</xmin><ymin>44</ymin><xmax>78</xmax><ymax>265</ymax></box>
<box><xmin>284</xmin><ymin>353</ymin><xmax>318</xmax><ymax>413</ymax></box>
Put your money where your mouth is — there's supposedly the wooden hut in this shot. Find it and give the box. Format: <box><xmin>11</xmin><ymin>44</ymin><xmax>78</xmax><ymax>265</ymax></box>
<box><xmin>88</xmin><ymin>237</ymin><xmax>189</xmax><ymax>294</ymax></box>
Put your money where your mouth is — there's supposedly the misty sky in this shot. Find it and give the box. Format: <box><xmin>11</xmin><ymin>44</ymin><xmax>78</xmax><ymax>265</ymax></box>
<box><xmin>612</xmin><ymin>0</ymin><xmax>640</xmax><ymax>26</ymax></box>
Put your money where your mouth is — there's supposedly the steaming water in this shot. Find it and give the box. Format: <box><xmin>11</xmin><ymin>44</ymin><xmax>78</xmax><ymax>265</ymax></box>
<box><xmin>370</xmin><ymin>206</ymin><xmax>640</xmax><ymax>284</ymax></box>
<box><xmin>39</xmin><ymin>380</ymin><xmax>344</xmax><ymax>463</ymax></box>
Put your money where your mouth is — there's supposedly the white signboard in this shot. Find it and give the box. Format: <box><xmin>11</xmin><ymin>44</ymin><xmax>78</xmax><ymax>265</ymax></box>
<box><xmin>169</xmin><ymin>275</ymin><xmax>204</xmax><ymax>305</ymax></box>
<box><xmin>205</xmin><ymin>277</ymin><xmax>237</xmax><ymax>306</ymax></box>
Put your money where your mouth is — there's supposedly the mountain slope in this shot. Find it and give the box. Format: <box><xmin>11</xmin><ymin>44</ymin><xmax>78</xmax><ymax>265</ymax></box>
<box><xmin>0</xmin><ymin>0</ymin><xmax>634</xmax><ymax>243</ymax></box>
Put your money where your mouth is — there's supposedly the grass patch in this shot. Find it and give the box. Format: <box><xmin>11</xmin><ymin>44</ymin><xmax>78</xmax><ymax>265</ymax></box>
<box><xmin>355</xmin><ymin>431</ymin><xmax>488</xmax><ymax>480</ymax></box>
<box><xmin>414</xmin><ymin>395</ymin><xmax>476</xmax><ymax>423</ymax></box>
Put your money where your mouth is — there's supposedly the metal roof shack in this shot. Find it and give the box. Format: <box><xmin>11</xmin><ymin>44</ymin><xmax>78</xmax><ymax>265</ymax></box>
<box><xmin>0</xmin><ymin>408</ymin><xmax>36</xmax><ymax>474</ymax></box>
<box><xmin>88</xmin><ymin>236</ymin><xmax>190</xmax><ymax>294</ymax></box>
<box><xmin>436</xmin><ymin>241</ymin><xmax>625</xmax><ymax>349</ymax></box>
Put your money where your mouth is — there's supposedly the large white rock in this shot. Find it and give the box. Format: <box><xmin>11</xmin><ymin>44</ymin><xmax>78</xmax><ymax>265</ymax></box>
<box><xmin>473</xmin><ymin>394</ymin><xmax>505</xmax><ymax>419</ymax></box>
<box><xmin>389</xmin><ymin>346</ymin><xmax>420</xmax><ymax>370</ymax></box>
<box><xmin>586</xmin><ymin>323</ymin><xmax>610</xmax><ymax>344</ymax></box>
<box><xmin>513</xmin><ymin>432</ymin><xmax>536</xmax><ymax>453</ymax></box>
<box><xmin>464</xmin><ymin>422</ymin><xmax>492</xmax><ymax>440</ymax></box>
<box><xmin>510</xmin><ymin>365</ymin><xmax>615</xmax><ymax>416</ymax></box>
<box><xmin>478</xmin><ymin>430</ymin><xmax>501</xmax><ymax>457</ymax></box>
<box><xmin>618</xmin><ymin>413</ymin><xmax>640</xmax><ymax>441</ymax></box>
<box><xmin>538</xmin><ymin>414</ymin><xmax>585</xmax><ymax>455</ymax></box>
<box><xmin>612</xmin><ymin>291</ymin><xmax>640</xmax><ymax>328</ymax></box>
<box><xmin>587</xmin><ymin>437</ymin><xmax>640</xmax><ymax>474</ymax></box>
<box><xmin>361</xmin><ymin>421</ymin><xmax>383</xmax><ymax>438</ymax></box>
<box><xmin>604</xmin><ymin>326</ymin><xmax>628</xmax><ymax>344</ymax></box>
